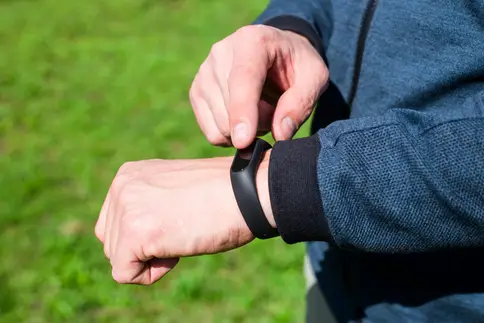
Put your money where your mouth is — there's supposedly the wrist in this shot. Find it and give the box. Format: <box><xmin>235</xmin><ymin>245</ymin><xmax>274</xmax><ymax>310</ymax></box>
<box><xmin>255</xmin><ymin>149</ymin><xmax>276</xmax><ymax>229</ymax></box>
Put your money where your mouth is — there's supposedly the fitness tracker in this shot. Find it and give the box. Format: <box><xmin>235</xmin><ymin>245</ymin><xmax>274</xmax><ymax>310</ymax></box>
<box><xmin>230</xmin><ymin>138</ymin><xmax>279</xmax><ymax>240</ymax></box>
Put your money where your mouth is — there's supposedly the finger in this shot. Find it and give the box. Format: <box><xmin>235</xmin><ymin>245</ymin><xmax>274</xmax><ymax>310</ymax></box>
<box><xmin>257</xmin><ymin>99</ymin><xmax>275</xmax><ymax>134</ymax></box>
<box><xmin>190</xmin><ymin>76</ymin><xmax>231</xmax><ymax>146</ymax></box>
<box><xmin>219</xmin><ymin>63</ymin><xmax>274</xmax><ymax>137</ymax></box>
<box><xmin>111</xmin><ymin>237</ymin><xmax>180</xmax><ymax>285</ymax></box>
<box><xmin>227</xmin><ymin>44</ymin><xmax>270</xmax><ymax>149</ymax></box>
<box><xmin>201</xmin><ymin>69</ymin><xmax>231</xmax><ymax>139</ymax></box>
<box><xmin>109</xmin><ymin>200</ymin><xmax>120</xmax><ymax>259</ymax></box>
<box><xmin>212</xmin><ymin>57</ymin><xmax>230</xmax><ymax>107</ymax></box>
<box><xmin>145</xmin><ymin>258</ymin><xmax>180</xmax><ymax>285</ymax></box>
<box><xmin>112</xmin><ymin>257</ymin><xmax>179</xmax><ymax>285</ymax></box>
<box><xmin>95</xmin><ymin>192</ymin><xmax>110</xmax><ymax>243</ymax></box>
<box><xmin>272</xmin><ymin>63</ymin><xmax>328</xmax><ymax>141</ymax></box>
<box><xmin>103</xmin><ymin>193</ymin><xmax>114</xmax><ymax>259</ymax></box>
<box><xmin>261</xmin><ymin>77</ymin><xmax>283</xmax><ymax>107</ymax></box>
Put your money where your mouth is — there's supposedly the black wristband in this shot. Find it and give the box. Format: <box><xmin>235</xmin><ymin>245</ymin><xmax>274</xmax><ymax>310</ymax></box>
<box><xmin>230</xmin><ymin>138</ymin><xmax>279</xmax><ymax>239</ymax></box>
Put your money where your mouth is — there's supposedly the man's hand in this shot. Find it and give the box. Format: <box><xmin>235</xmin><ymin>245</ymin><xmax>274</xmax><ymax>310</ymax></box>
<box><xmin>190</xmin><ymin>25</ymin><xmax>329</xmax><ymax>149</ymax></box>
<box><xmin>94</xmin><ymin>153</ymin><xmax>273</xmax><ymax>285</ymax></box>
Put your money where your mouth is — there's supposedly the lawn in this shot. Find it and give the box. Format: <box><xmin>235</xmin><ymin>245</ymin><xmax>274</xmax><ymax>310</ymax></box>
<box><xmin>0</xmin><ymin>0</ymin><xmax>307</xmax><ymax>322</ymax></box>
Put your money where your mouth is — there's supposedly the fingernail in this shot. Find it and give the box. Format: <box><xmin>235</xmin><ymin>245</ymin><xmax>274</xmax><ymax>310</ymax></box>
<box><xmin>282</xmin><ymin>117</ymin><xmax>297</xmax><ymax>138</ymax></box>
<box><xmin>233</xmin><ymin>122</ymin><xmax>248</xmax><ymax>141</ymax></box>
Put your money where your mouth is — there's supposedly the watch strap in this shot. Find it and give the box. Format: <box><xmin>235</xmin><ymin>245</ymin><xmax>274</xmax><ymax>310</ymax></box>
<box><xmin>230</xmin><ymin>138</ymin><xmax>279</xmax><ymax>239</ymax></box>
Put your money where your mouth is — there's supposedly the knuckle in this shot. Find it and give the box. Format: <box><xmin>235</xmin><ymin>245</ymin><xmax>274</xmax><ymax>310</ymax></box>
<box><xmin>301</xmin><ymin>105</ymin><xmax>314</xmax><ymax>122</ymax></box>
<box><xmin>236</xmin><ymin>25</ymin><xmax>257</xmax><ymax>38</ymax></box>
<box><xmin>189</xmin><ymin>77</ymin><xmax>199</xmax><ymax>95</ymax></box>
<box><xmin>117</xmin><ymin>161</ymin><xmax>136</xmax><ymax>174</ymax></box>
<box><xmin>143</xmin><ymin>236</ymin><xmax>163</xmax><ymax>259</ymax></box>
<box><xmin>122</xmin><ymin>219</ymin><xmax>162</xmax><ymax>258</ymax></box>
<box><xmin>189</xmin><ymin>85</ymin><xmax>199</xmax><ymax>105</ymax></box>
<box><xmin>316</xmin><ymin>63</ymin><xmax>329</xmax><ymax>84</ymax></box>
<box><xmin>111</xmin><ymin>175</ymin><xmax>127</xmax><ymax>195</ymax></box>
<box><xmin>286</xmin><ymin>95</ymin><xmax>314</xmax><ymax>124</ymax></box>
<box><xmin>255</xmin><ymin>29</ymin><xmax>273</xmax><ymax>46</ymax></box>
<box><xmin>189</xmin><ymin>86</ymin><xmax>201</xmax><ymax>108</ymax></box>
<box><xmin>94</xmin><ymin>225</ymin><xmax>104</xmax><ymax>242</ymax></box>
<box><xmin>210</xmin><ymin>40</ymin><xmax>225</xmax><ymax>57</ymax></box>
<box><xmin>196</xmin><ymin>61</ymin><xmax>209</xmax><ymax>79</ymax></box>
<box><xmin>121</xmin><ymin>214</ymin><xmax>148</xmax><ymax>240</ymax></box>
<box><xmin>112</xmin><ymin>162</ymin><xmax>139</xmax><ymax>190</ymax></box>
<box><xmin>299</xmin><ymin>96</ymin><xmax>316</xmax><ymax>118</ymax></box>
<box><xmin>235</xmin><ymin>25</ymin><xmax>254</xmax><ymax>36</ymax></box>
<box><xmin>237</xmin><ymin>25</ymin><xmax>274</xmax><ymax>46</ymax></box>
<box><xmin>189</xmin><ymin>68</ymin><xmax>210</xmax><ymax>107</ymax></box>
<box><xmin>112</xmin><ymin>269</ymin><xmax>131</xmax><ymax>284</ymax></box>
<box><xmin>309</xmin><ymin>58</ymin><xmax>329</xmax><ymax>87</ymax></box>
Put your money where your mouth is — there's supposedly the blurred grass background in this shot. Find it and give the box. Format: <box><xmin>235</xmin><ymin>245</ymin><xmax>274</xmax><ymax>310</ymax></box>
<box><xmin>0</xmin><ymin>0</ymin><xmax>309</xmax><ymax>322</ymax></box>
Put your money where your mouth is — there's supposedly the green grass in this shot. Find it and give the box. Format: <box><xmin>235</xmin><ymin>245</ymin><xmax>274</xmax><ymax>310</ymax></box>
<box><xmin>0</xmin><ymin>1</ymin><xmax>309</xmax><ymax>322</ymax></box>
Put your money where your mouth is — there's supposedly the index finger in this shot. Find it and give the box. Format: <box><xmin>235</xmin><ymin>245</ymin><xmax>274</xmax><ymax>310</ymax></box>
<box><xmin>227</xmin><ymin>41</ymin><xmax>270</xmax><ymax>149</ymax></box>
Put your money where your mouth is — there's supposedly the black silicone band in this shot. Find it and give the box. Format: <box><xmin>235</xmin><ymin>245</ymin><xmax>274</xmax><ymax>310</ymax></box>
<box><xmin>230</xmin><ymin>138</ymin><xmax>279</xmax><ymax>239</ymax></box>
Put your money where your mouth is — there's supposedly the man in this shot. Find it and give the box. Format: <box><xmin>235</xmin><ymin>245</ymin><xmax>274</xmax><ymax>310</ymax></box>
<box><xmin>95</xmin><ymin>0</ymin><xmax>484</xmax><ymax>322</ymax></box>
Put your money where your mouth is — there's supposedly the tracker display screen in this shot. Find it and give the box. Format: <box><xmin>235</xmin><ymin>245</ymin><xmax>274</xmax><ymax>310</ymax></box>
<box><xmin>232</xmin><ymin>144</ymin><xmax>254</xmax><ymax>171</ymax></box>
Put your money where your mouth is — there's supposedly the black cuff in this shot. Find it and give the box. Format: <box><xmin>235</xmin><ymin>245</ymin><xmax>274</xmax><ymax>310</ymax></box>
<box><xmin>263</xmin><ymin>16</ymin><xmax>325</xmax><ymax>57</ymax></box>
<box><xmin>268</xmin><ymin>135</ymin><xmax>332</xmax><ymax>244</ymax></box>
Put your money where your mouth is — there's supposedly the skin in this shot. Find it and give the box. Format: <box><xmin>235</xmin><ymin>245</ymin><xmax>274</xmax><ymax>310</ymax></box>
<box><xmin>94</xmin><ymin>25</ymin><xmax>329</xmax><ymax>285</ymax></box>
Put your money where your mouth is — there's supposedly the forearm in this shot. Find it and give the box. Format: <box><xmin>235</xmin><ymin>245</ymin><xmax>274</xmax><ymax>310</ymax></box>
<box><xmin>267</xmin><ymin>94</ymin><xmax>484</xmax><ymax>253</ymax></box>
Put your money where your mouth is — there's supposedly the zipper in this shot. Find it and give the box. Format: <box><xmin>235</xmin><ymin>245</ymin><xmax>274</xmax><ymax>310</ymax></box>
<box><xmin>347</xmin><ymin>0</ymin><xmax>379</xmax><ymax>107</ymax></box>
<box><xmin>342</xmin><ymin>4</ymin><xmax>379</xmax><ymax>316</ymax></box>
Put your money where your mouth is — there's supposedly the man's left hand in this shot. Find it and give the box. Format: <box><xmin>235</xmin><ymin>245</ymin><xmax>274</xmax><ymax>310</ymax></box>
<box><xmin>94</xmin><ymin>154</ymin><xmax>273</xmax><ymax>285</ymax></box>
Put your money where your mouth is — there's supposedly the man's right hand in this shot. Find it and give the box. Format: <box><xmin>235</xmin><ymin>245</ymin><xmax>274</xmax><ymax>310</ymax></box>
<box><xmin>189</xmin><ymin>25</ymin><xmax>329</xmax><ymax>149</ymax></box>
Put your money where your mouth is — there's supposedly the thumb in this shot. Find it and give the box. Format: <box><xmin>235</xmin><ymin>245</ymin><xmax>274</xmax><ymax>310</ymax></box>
<box><xmin>272</xmin><ymin>72</ymin><xmax>328</xmax><ymax>141</ymax></box>
<box><xmin>271</xmin><ymin>86</ymin><xmax>316</xmax><ymax>141</ymax></box>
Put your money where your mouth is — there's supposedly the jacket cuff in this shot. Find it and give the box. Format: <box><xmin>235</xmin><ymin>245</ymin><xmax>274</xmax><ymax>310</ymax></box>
<box><xmin>268</xmin><ymin>135</ymin><xmax>332</xmax><ymax>244</ymax></box>
<box><xmin>262</xmin><ymin>15</ymin><xmax>325</xmax><ymax>56</ymax></box>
